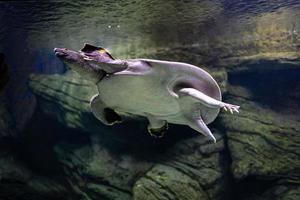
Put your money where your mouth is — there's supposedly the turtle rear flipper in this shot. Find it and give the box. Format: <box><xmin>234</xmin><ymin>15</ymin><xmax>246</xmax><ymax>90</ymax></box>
<box><xmin>148</xmin><ymin>123</ymin><xmax>168</xmax><ymax>138</ymax></box>
<box><xmin>147</xmin><ymin>116</ymin><xmax>168</xmax><ymax>138</ymax></box>
<box><xmin>90</xmin><ymin>94</ymin><xmax>122</xmax><ymax>125</ymax></box>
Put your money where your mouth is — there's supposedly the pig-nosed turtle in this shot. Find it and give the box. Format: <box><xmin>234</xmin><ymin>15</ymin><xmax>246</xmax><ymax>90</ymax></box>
<box><xmin>54</xmin><ymin>44</ymin><xmax>240</xmax><ymax>143</ymax></box>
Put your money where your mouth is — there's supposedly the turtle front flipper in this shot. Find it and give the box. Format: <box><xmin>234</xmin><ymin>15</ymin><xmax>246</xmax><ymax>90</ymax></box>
<box><xmin>147</xmin><ymin>116</ymin><xmax>168</xmax><ymax>138</ymax></box>
<box><xmin>90</xmin><ymin>94</ymin><xmax>122</xmax><ymax>125</ymax></box>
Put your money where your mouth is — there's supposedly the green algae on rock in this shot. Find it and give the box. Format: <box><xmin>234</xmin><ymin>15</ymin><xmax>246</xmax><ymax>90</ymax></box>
<box><xmin>29</xmin><ymin>72</ymin><xmax>99</xmax><ymax>132</ymax></box>
<box><xmin>219</xmin><ymin>85</ymin><xmax>300</xmax><ymax>179</ymax></box>
<box><xmin>133</xmin><ymin>164</ymin><xmax>209</xmax><ymax>200</ymax></box>
<box><xmin>133</xmin><ymin>132</ymin><xmax>226</xmax><ymax>200</ymax></box>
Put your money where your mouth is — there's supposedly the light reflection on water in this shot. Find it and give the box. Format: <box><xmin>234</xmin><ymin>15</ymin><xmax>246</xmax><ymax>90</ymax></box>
<box><xmin>1</xmin><ymin>1</ymin><xmax>299</xmax><ymax>57</ymax></box>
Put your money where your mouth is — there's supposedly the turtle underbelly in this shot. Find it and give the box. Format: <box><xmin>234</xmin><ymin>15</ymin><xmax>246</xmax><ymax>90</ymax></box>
<box><xmin>97</xmin><ymin>75</ymin><xmax>180</xmax><ymax>116</ymax></box>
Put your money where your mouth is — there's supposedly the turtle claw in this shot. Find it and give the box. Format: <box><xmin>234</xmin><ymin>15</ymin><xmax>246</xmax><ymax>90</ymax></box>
<box><xmin>149</xmin><ymin>130</ymin><xmax>165</xmax><ymax>138</ymax></box>
<box><xmin>233</xmin><ymin>107</ymin><xmax>239</xmax><ymax>113</ymax></box>
<box><xmin>221</xmin><ymin>103</ymin><xmax>240</xmax><ymax>114</ymax></box>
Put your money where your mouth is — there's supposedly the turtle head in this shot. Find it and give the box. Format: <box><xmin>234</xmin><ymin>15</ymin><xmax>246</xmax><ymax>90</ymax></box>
<box><xmin>54</xmin><ymin>48</ymin><xmax>83</xmax><ymax>66</ymax></box>
<box><xmin>54</xmin><ymin>46</ymin><xmax>106</xmax><ymax>83</ymax></box>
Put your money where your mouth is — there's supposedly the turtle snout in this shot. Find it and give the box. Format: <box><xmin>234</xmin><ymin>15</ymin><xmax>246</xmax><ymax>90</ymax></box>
<box><xmin>54</xmin><ymin>48</ymin><xmax>68</xmax><ymax>58</ymax></box>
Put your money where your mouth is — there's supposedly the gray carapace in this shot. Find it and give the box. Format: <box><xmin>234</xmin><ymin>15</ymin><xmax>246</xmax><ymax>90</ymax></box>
<box><xmin>54</xmin><ymin>43</ymin><xmax>240</xmax><ymax>143</ymax></box>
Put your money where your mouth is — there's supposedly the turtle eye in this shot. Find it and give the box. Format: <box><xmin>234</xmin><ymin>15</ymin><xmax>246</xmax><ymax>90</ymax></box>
<box><xmin>98</xmin><ymin>49</ymin><xmax>106</xmax><ymax>54</ymax></box>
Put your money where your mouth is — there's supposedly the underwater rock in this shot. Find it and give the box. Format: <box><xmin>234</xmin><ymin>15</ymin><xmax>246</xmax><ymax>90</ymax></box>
<box><xmin>51</xmin><ymin>129</ymin><xmax>226</xmax><ymax>200</ymax></box>
<box><xmin>0</xmin><ymin>96</ymin><xmax>15</xmax><ymax>138</ymax></box>
<box><xmin>237</xmin><ymin>179</ymin><xmax>300</xmax><ymax>200</ymax></box>
<box><xmin>219</xmin><ymin>85</ymin><xmax>300</xmax><ymax>180</ymax></box>
<box><xmin>53</xmin><ymin>132</ymin><xmax>151</xmax><ymax>200</ymax></box>
<box><xmin>133</xmin><ymin>164</ymin><xmax>208</xmax><ymax>200</ymax></box>
<box><xmin>0</xmin><ymin>55</ymin><xmax>66</xmax><ymax>198</ymax></box>
<box><xmin>0</xmin><ymin>140</ymin><xmax>31</xmax><ymax>184</ymax></box>
<box><xmin>258</xmin><ymin>182</ymin><xmax>300</xmax><ymax>200</ymax></box>
<box><xmin>29</xmin><ymin>71</ymin><xmax>100</xmax><ymax>133</ymax></box>
<box><xmin>219</xmin><ymin>52</ymin><xmax>300</xmax><ymax>72</ymax></box>
<box><xmin>133</xmin><ymin>132</ymin><xmax>226</xmax><ymax>200</ymax></box>
<box><xmin>0</xmin><ymin>138</ymin><xmax>71</xmax><ymax>199</ymax></box>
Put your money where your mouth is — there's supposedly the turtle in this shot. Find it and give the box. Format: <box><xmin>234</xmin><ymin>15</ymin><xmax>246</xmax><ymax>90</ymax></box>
<box><xmin>54</xmin><ymin>44</ymin><xmax>240</xmax><ymax>143</ymax></box>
